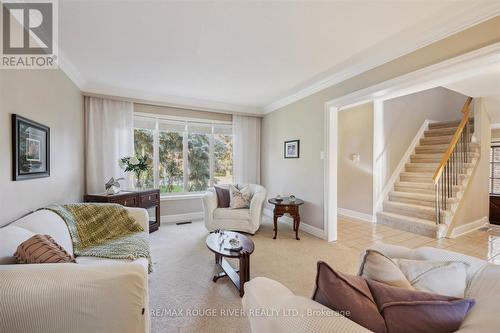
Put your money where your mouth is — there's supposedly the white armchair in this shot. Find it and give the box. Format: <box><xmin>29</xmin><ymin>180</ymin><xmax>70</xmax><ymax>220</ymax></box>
<box><xmin>202</xmin><ymin>184</ymin><xmax>266</xmax><ymax>234</ymax></box>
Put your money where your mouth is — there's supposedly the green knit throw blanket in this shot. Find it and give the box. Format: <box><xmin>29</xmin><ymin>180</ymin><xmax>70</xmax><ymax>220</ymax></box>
<box><xmin>41</xmin><ymin>203</ymin><xmax>152</xmax><ymax>273</ymax></box>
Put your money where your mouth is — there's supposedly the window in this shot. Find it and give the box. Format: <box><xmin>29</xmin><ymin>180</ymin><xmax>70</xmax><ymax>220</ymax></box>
<box><xmin>133</xmin><ymin>118</ymin><xmax>154</xmax><ymax>188</ymax></box>
<box><xmin>134</xmin><ymin>115</ymin><xmax>233</xmax><ymax>195</ymax></box>
<box><xmin>491</xmin><ymin>145</ymin><xmax>500</xmax><ymax>194</ymax></box>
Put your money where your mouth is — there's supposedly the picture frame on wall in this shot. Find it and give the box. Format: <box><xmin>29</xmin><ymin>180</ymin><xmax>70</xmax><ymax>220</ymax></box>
<box><xmin>284</xmin><ymin>140</ymin><xmax>300</xmax><ymax>158</ymax></box>
<box><xmin>12</xmin><ymin>114</ymin><xmax>50</xmax><ymax>181</ymax></box>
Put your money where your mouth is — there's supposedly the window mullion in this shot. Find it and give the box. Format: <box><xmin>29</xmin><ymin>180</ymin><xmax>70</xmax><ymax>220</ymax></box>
<box><xmin>183</xmin><ymin>123</ymin><xmax>189</xmax><ymax>192</ymax></box>
<box><xmin>209</xmin><ymin>125</ymin><xmax>215</xmax><ymax>187</ymax></box>
<box><xmin>153</xmin><ymin>119</ymin><xmax>160</xmax><ymax>189</ymax></box>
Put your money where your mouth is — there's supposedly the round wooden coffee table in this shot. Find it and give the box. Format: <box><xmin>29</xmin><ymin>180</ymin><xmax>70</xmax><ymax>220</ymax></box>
<box><xmin>206</xmin><ymin>230</ymin><xmax>255</xmax><ymax>297</ymax></box>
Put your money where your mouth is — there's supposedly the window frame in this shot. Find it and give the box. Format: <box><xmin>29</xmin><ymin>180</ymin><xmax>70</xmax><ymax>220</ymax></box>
<box><xmin>490</xmin><ymin>143</ymin><xmax>500</xmax><ymax>195</ymax></box>
<box><xmin>134</xmin><ymin>113</ymin><xmax>233</xmax><ymax>197</ymax></box>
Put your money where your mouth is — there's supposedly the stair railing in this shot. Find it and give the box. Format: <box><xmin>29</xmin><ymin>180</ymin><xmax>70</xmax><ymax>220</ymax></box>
<box><xmin>433</xmin><ymin>97</ymin><xmax>473</xmax><ymax>224</ymax></box>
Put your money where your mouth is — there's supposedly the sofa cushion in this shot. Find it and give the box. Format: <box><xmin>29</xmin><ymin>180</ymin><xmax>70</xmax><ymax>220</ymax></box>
<box><xmin>455</xmin><ymin>264</ymin><xmax>500</xmax><ymax>332</ymax></box>
<box><xmin>214</xmin><ymin>185</ymin><xmax>230</xmax><ymax>208</ymax></box>
<box><xmin>367</xmin><ymin>279</ymin><xmax>475</xmax><ymax>333</ymax></box>
<box><xmin>15</xmin><ymin>234</ymin><xmax>75</xmax><ymax>264</ymax></box>
<box><xmin>214</xmin><ymin>208</ymin><xmax>250</xmax><ymax>220</ymax></box>
<box><xmin>313</xmin><ymin>261</ymin><xmax>387</xmax><ymax>333</ymax></box>
<box><xmin>0</xmin><ymin>226</ymin><xmax>35</xmax><ymax>264</ymax></box>
<box><xmin>76</xmin><ymin>256</ymin><xmax>149</xmax><ymax>272</ymax></box>
<box><xmin>359</xmin><ymin>249</ymin><xmax>468</xmax><ymax>297</ymax></box>
<box><xmin>11</xmin><ymin>210</ymin><xmax>74</xmax><ymax>256</ymax></box>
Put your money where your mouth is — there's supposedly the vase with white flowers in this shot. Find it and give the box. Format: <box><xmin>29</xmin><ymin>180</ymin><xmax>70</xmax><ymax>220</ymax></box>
<box><xmin>119</xmin><ymin>155</ymin><xmax>149</xmax><ymax>189</ymax></box>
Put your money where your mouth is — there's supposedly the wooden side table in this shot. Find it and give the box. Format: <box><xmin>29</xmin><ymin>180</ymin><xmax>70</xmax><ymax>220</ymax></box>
<box><xmin>268</xmin><ymin>197</ymin><xmax>304</xmax><ymax>240</ymax></box>
<box><xmin>206</xmin><ymin>230</ymin><xmax>255</xmax><ymax>297</ymax></box>
<box><xmin>84</xmin><ymin>189</ymin><xmax>160</xmax><ymax>233</ymax></box>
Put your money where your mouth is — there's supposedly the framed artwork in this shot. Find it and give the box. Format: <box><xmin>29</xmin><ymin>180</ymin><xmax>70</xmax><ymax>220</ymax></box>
<box><xmin>284</xmin><ymin>140</ymin><xmax>300</xmax><ymax>159</ymax></box>
<box><xmin>12</xmin><ymin>114</ymin><xmax>50</xmax><ymax>180</ymax></box>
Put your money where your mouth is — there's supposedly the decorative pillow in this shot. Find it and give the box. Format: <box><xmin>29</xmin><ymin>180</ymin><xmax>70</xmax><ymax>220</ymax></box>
<box><xmin>229</xmin><ymin>184</ymin><xmax>251</xmax><ymax>209</ymax></box>
<box><xmin>359</xmin><ymin>250</ymin><xmax>468</xmax><ymax>297</ymax></box>
<box><xmin>367</xmin><ymin>279</ymin><xmax>475</xmax><ymax>333</ymax></box>
<box><xmin>15</xmin><ymin>234</ymin><xmax>76</xmax><ymax>264</ymax></box>
<box><xmin>313</xmin><ymin>261</ymin><xmax>387</xmax><ymax>333</ymax></box>
<box><xmin>358</xmin><ymin>249</ymin><xmax>414</xmax><ymax>290</ymax></box>
<box><xmin>395</xmin><ymin>258</ymin><xmax>468</xmax><ymax>298</ymax></box>
<box><xmin>214</xmin><ymin>185</ymin><xmax>230</xmax><ymax>208</ymax></box>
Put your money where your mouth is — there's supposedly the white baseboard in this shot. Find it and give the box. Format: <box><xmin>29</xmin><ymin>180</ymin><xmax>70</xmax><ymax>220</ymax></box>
<box><xmin>449</xmin><ymin>216</ymin><xmax>488</xmax><ymax>238</ymax></box>
<box><xmin>263</xmin><ymin>208</ymin><xmax>326</xmax><ymax>239</ymax></box>
<box><xmin>338</xmin><ymin>208</ymin><xmax>375</xmax><ymax>223</ymax></box>
<box><xmin>375</xmin><ymin>119</ymin><xmax>436</xmax><ymax>213</ymax></box>
<box><xmin>161</xmin><ymin>212</ymin><xmax>204</xmax><ymax>224</ymax></box>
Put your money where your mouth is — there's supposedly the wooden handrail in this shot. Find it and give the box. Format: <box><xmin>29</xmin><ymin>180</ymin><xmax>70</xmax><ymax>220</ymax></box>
<box><xmin>432</xmin><ymin>97</ymin><xmax>473</xmax><ymax>184</ymax></box>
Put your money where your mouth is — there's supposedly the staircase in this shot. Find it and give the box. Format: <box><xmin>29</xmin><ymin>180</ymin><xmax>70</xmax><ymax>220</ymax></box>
<box><xmin>377</xmin><ymin>98</ymin><xmax>479</xmax><ymax>238</ymax></box>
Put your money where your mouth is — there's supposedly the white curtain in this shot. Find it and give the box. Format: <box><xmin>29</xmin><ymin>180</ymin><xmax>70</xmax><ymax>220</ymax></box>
<box><xmin>232</xmin><ymin>115</ymin><xmax>261</xmax><ymax>184</ymax></box>
<box><xmin>85</xmin><ymin>96</ymin><xmax>134</xmax><ymax>194</ymax></box>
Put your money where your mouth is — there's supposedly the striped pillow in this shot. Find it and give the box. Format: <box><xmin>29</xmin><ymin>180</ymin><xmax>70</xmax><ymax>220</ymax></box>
<box><xmin>15</xmin><ymin>234</ymin><xmax>76</xmax><ymax>264</ymax></box>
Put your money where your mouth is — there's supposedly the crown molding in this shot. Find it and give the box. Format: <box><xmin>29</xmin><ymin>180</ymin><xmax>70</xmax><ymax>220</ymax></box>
<box><xmin>57</xmin><ymin>49</ymin><xmax>86</xmax><ymax>89</ymax></box>
<box><xmin>264</xmin><ymin>4</ymin><xmax>500</xmax><ymax>113</ymax></box>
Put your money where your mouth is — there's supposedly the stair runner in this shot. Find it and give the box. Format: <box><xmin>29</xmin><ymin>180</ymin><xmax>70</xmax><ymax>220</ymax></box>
<box><xmin>377</xmin><ymin>120</ymin><xmax>479</xmax><ymax>238</ymax></box>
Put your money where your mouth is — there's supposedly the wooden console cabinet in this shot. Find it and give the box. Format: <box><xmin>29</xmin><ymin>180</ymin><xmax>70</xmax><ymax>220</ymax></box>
<box><xmin>84</xmin><ymin>189</ymin><xmax>160</xmax><ymax>233</ymax></box>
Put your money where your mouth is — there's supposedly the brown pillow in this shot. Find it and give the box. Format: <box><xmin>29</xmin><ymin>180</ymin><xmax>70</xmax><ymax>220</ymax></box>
<box><xmin>312</xmin><ymin>261</ymin><xmax>387</xmax><ymax>333</ymax></box>
<box><xmin>214</xmin><ymin>185</ymin><xmax>230</xmax><ymax>208</ymax></box>
<box><xmin>15</xmin><ymin>234</ymin><xmax>76</xmax><ymax>264</ymax></box>
<box><xmin>367</xmin><ymin>279</ymin><xmax>475</xmax><ymax>333</ymax></box>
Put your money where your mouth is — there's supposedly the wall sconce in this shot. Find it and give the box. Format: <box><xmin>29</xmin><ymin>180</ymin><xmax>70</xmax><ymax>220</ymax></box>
<box><xmin>351</xmin><ymin>153</ymin><xmax>360</xmax><ymax>163</ymax></box>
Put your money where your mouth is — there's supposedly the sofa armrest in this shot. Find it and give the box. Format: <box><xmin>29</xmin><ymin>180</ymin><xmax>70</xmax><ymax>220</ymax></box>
<box><xmin>249</xmin><ymin>187</ymin><xmax>266</xmax><ymax>219</ymax></box>
<box><xmin>0</xmin><ymin>262</ymin><xmax>149</xmax><ymax>333</ymax></box>
<box><xmin>126</xmin><ymin>207</ymin><xmax>150</xmax><ymax>233</ymax></box>
<box><xmin>202</xmin><ymin>189</ymin><xmax>218</xmax><ymax>224</ymax></box>
<box><xmin>242</xmin><ymin>277</ymin><xmax>371</xmax><ymax>333</ymax></box>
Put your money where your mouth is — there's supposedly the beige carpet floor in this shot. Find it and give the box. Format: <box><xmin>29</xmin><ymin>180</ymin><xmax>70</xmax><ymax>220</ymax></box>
<box><xmin>148</xmin><ymin>217</ymin><xmax>361</xmax><ymax>333</ymax></box>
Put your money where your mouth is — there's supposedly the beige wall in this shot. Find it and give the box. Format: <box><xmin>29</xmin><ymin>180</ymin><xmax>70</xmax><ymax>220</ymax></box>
<box><xmin>380</xmin><ymin>88</ymin><xmax>468</xmax><ymax>190</ymax></box>
<box><xmin>0</xmin><ymin>69</ymin><xmax>84</xmax><ymax>227</ymax></box>
<box><xmin>338</xmin><ymin>103</ymin><xmax>374</xmax><ymax>215</ymax></box>
<box><xmin>449</xmin><ymin>99</ymin><xmax>491</xmax><ymax>230</ymax></box>
<box><xmin>261</xmin><ymin>16</ymin><xmax>500</xmax><ymax>231</ymax></box>
<box><xmin>261</xmin><ymin>93</ymin><xmax>326</xmax><ymax>229</ymax></box>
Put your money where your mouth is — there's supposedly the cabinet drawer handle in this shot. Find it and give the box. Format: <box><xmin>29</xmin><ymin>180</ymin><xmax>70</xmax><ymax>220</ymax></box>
<box><xmin>149</xmin><ymin>195</ymin><xmax>151</xmax><ymax>200</ymax></box>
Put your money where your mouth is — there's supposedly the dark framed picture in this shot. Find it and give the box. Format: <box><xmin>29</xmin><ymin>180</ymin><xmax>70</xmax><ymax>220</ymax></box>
<box><xmin>12</xmin><ymin>114</ymin><xmax>50</xmax><ymax>180</ymax></box>
<box><xmin>284</xmin><ymin>140</ymin><xmax>300</xmax><ymax>158</ymax></box>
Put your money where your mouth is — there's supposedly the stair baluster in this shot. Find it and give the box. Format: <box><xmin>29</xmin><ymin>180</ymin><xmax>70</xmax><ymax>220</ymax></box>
<box><xmin>433</xmin><ymin>97</ymin><xmax>473</xmax><ymax>225</ymax></box>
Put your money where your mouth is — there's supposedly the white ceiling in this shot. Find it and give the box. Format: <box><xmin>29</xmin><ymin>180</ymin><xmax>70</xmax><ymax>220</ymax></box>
<box><xmin>59</xmin><ymin>1</ymin><xmax>500</xmax><ymax>114</ymax></box>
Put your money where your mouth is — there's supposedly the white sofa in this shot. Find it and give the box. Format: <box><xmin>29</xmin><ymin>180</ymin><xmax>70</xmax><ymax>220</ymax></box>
<box><xmin>0</xmin><ymin>207</ymin><xmax>150</xmax><ymax>333</ymax></box>
<box><xmin>242</xmin><ymin>243</ymin><xmax>498</xmax><ymax>333</ymax></box>
<box><xmin>202</xmin><ymin>184</ymin><xmax>267</xmax><ymax>234</ymax></box>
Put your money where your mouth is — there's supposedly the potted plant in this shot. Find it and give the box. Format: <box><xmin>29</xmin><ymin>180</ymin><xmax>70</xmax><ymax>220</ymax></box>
<box><xmin>119</xmin><ymin>155</ymin><xmax>149</xmax><ymax>189</ymax></box>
